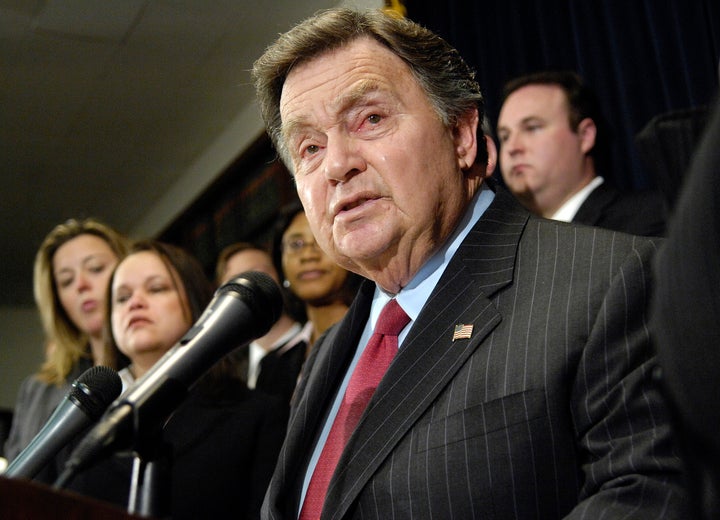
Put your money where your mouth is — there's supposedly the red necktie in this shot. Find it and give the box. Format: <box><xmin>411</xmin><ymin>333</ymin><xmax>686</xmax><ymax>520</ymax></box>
<box><xmin>299</xmin><ymin>298</ymin><xmax>410</xmax><ymax>519</ymax></box>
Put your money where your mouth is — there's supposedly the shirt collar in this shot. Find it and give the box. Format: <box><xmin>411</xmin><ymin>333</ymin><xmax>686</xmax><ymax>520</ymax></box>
<box><xmin>551</xmin><ymin>176</ymin><xmax>604</xmax><ymax>222</ymax></box>
<box><xmin>369</xmin><ymin>183</ymin><xmax>495</xmax><ymax>327</ymax></box>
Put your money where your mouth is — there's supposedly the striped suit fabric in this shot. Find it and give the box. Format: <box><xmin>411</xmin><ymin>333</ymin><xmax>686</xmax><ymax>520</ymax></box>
<box><xmin>262</xmin><ymin>187</ymin><xmax>689</xmax><ymax>519</ymax></box>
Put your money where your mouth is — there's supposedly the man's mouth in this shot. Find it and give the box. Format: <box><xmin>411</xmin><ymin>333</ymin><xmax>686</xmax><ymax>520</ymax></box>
<box><xmin>333</xmin><ymin>193</ymin><xmax>378</xmax><ymax>217</ymax></box>
<box><xmin>342</xmin><ymin>197</ymin><xmax>371</xmax><ymax>211</ymax></box>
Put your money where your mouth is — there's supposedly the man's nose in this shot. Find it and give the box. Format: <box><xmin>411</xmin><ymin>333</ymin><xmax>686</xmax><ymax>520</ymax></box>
<box><xmin>504</xmin><ymin>131</ymin><xmax>524</xmax><ymax>156</ymax></box>
<box><xmin>323</xmin><ymin>133</ymin><xmax>366</xmax><ymax>182</ymax></box>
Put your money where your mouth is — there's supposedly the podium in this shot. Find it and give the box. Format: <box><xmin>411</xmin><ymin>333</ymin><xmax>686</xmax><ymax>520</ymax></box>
<box><xmin>0</xmin><ymin>476</ymin><xmax>147</xmax><ymax>520</ymax></box>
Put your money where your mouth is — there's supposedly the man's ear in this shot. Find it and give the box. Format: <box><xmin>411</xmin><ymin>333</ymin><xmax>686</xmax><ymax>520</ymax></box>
<box><xmin>454</xmin><ymin>108</ymin><xmax>479</xmax><ymax>170</ymax></box>
<box><xmin>578</xmin><ymin>117</ymin><xmax>597</xmax><ymax>154</ymax></box>
<box><xmin>484</xmin><ymin>135</ymin><xmax>497</xmax><ymax>178</ymax></box>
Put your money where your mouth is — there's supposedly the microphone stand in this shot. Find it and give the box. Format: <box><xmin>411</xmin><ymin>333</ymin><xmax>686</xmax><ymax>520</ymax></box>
<box><xmin>53</xmin><ymin>414</ymin><xmax>173</xmax><ymax>518</ymax></box>
<box><xmin>127</xmin><ymin>426</ymin><xmax>172</xmax><ymax>518</ymax></box>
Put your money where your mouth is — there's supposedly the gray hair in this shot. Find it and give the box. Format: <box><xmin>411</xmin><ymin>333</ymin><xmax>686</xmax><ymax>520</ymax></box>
<box><xmin>252</xmin><ymin>8</ymin><xmax>486</xmax><ymax>169</ymax></box>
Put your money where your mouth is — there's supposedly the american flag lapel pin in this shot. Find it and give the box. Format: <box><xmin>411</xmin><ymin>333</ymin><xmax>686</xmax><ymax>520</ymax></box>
<box><xmin>452</xmin><ymin>323</ymin><xmax>473</xmax><ymax>341</ymax></box>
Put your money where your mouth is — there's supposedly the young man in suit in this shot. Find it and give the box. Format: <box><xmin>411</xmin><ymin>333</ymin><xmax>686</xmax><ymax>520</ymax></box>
<box><xmin>497</xmin><ymin>70</ymin><xmax>667</xmax><ymax>236</ymax></box>
<box><xmin>252</xmin><ymin>8</ymin><xmax>688</xmax><ymax>519</ymax></box>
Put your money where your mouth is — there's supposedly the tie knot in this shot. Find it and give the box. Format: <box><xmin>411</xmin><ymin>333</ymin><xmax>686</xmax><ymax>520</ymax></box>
<box><xmin>374</xmin><ymin>299</ymin><xmax>410</xmax><ymax>336</ymax></box>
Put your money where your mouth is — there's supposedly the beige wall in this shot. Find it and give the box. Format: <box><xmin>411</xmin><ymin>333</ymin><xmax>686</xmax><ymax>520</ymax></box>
<box><xmin>0</xmin><ymin>307</ymin><xmax>45</xmax><ymax>410</ymax></box>
<box><xmin>0</xmin><ymin>0</ymin><xmax>384</xmax><ymax>413</ymax></box>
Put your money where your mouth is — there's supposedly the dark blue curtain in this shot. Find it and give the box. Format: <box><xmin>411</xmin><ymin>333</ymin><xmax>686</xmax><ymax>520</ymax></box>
<box><xmin>405</xmin><ymin>0</ymin><xmax>720</xmax><ymax>191</ymax></box>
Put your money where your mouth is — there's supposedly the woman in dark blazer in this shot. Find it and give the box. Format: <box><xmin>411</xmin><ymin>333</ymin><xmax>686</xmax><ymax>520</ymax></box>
<box><xmin>67</xmin><ymin>240</ymin><xmax>287</xmax><ymax>519</ymax></box>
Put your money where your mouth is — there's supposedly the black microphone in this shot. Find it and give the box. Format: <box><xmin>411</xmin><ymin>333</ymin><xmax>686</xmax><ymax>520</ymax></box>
<box><xmin>55</xmin><ymin>271</ymin><xmax>283</xmax><ymax>488</ymax></box>
<box><xmin>5</xmin><ymin>365</ymin><xmax>122</xmax><ymax>480</ymax></box>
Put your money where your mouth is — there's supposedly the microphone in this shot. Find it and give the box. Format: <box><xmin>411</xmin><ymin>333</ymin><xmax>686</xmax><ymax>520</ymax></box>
<box><xmin>55</xmin><ymin>271</ymin><xmax>283</xmax><ymax>487</ymax></box>
<box><xmin>5</xmin><ymin>365</ymin><xmax>122</xmax><ymax>480</ymax></box>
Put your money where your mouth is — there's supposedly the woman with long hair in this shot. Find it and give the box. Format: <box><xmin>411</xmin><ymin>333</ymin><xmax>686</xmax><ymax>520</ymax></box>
<box><xmin>5</xmin><ymin>218</ymin><xmax>129</xmax><ymax>481</ymax></box>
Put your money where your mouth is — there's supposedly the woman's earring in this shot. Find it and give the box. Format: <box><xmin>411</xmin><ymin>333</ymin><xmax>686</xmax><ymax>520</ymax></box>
<box><xmin>283</xmin><ymin>279</ymin><xmax>291</xmax><ymax>288</ymax></box>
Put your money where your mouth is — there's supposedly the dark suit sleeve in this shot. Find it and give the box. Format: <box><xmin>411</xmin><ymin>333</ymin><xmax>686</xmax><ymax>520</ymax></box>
<box><xmin>568</xmin><ymin>237</ymin><xmax>688</xmax><ymax>518</ymax></box>
<box><xmin>247</xmin><ymin>396</ymin><xmax>290</xmax><ymax>519</ymax></box>
<box><xmin>652</xmin><ymin>96</ymin><xmax>720</xmax><ymax>519</ymax></box>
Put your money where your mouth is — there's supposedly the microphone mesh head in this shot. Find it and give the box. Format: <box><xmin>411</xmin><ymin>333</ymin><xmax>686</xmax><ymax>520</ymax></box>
<box><xmin>69</xmin><ymin>366</ymin><xmax>122</xmax><ymax>419</ymax></box>
<box><xmin>218</xmin><ymin>270</ymin><xmax>283</xmax><ymax>335</ymax></box>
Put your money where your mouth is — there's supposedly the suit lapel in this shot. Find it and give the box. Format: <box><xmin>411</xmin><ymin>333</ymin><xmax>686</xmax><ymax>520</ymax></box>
<box><xmin>324</xmin><ymin>188</ymin><xmax>530</xmax><ymax>519</ymax></box>
<box><xmin>573</xmin><ymin>182</ymin><xmax>618</xmax><ymax>226</ymax></box>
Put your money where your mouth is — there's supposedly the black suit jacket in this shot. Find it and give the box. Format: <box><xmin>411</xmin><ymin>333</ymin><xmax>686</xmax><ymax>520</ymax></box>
<box><xmin>231</xmin><ymin>331</ymin><xmax>308</xmax><ymax>405</ymax></box>
<box><xmin>573</xmin><ymin>181</ymin><xmax>667</xmax><ymax>236</ymax></box>
<box><xmin>257</xmin><ymin>338</ymin><xmax>308</xmax><ymax>405</ymax></box>
<box><xmin>263</xmin><ymin>188</ymin><xmax>688</xmax><ymax>519</ymax></box>
<box><xmin>67</xmin><ymin>379</ymin><xmax>288</xmax><ymax>520</ymax></box>
<box><xmin>652</xmin><ymin>96</ymin><xmax>720</xmax><ymax>519</ymax></box>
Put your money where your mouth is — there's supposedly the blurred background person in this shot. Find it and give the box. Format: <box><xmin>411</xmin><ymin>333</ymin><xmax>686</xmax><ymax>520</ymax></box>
<box><xmin>652</xmin><ymin>94</ymin><xmax>720</xmax><ymax>520</ymax></box>
<box><xmin>273</xmin><ymin>204</ymin><xmax>361</xmax><ymax>347</ymax></box>
<box><xmin>68</xmin><ymin>240</ymin><xmax>287</xmax><ymax>519</ymax></box>
<box><xmin>496</xmin><ymin>70</ymin><xmax>667</xmax><ymax>236</ymax></box>
<box><xmin>4</xmin><ymin>218</ymin><xmax>129</xmax><ymax>482</ymax></box>
<box><xmin>216</xmin><ymin>242</ymin><xmax>306</xmax><ymax>404</ymax></box>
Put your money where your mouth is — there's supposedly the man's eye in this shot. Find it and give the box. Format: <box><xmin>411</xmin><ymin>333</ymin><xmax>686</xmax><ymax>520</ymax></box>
<box><xmin>367</xmin><ymin>114</ymin><xmax>382</xmax><ymax>124</ymax></box>
<box><xmin>304</xmin><ymin>144</ymin><xmax>320</xmax><ymax>155</ymax></box>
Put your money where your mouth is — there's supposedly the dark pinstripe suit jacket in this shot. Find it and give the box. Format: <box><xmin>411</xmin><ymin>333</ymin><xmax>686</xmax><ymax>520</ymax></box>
<box><xmin>263</xmin><ymin>188</ymin><xmax>688</xmax><ymax>519</ymax></box>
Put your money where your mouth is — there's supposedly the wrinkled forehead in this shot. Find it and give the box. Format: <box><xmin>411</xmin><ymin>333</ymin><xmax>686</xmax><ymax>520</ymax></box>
<box><xmin>279</xmin><ymin>38</ymin><xmax>416</xmax><ymax>127</ymax></box>
<box><xmin>282</xmin><ymin>37</ymin><xmax>407</xmax><ymax>96</ymax></box>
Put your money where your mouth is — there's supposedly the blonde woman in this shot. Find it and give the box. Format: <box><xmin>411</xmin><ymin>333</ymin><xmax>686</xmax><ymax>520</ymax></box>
<box><xmin>5</xmin><ymin>218</ymin><xmax>128</xmax><ymax>482</ymax></box>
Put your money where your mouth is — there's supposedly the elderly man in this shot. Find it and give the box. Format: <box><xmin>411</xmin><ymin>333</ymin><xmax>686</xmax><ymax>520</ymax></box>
<box><xmin>252</xmin><ymin>8</ymin><xmax>687</xmax><ymax>519</ymax></box>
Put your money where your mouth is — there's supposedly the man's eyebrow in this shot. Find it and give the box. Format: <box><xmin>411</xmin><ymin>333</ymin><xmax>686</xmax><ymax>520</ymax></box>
<box><xmin>335</xmin><ymin>79</ymin><xmax>381</xmax><ymax>113</ymax></box>
<box><xmin>498</xmin><ymin>115</ymin><xmax>544</xmax><ymax>132</ymax></box>
<box><xmin>519</xmin><ymin>115</ymin><xmax>544</xmax><ymax>125</ymax></box>
<box><xmin>282</xmin><ymin>117</ymin><xmax>309</xmax><ymax>143</ymax></box>
<box><xmin>282</xmin><ymin>79</ymin><xmax>383</xmax><ymax>140</ymax></box>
